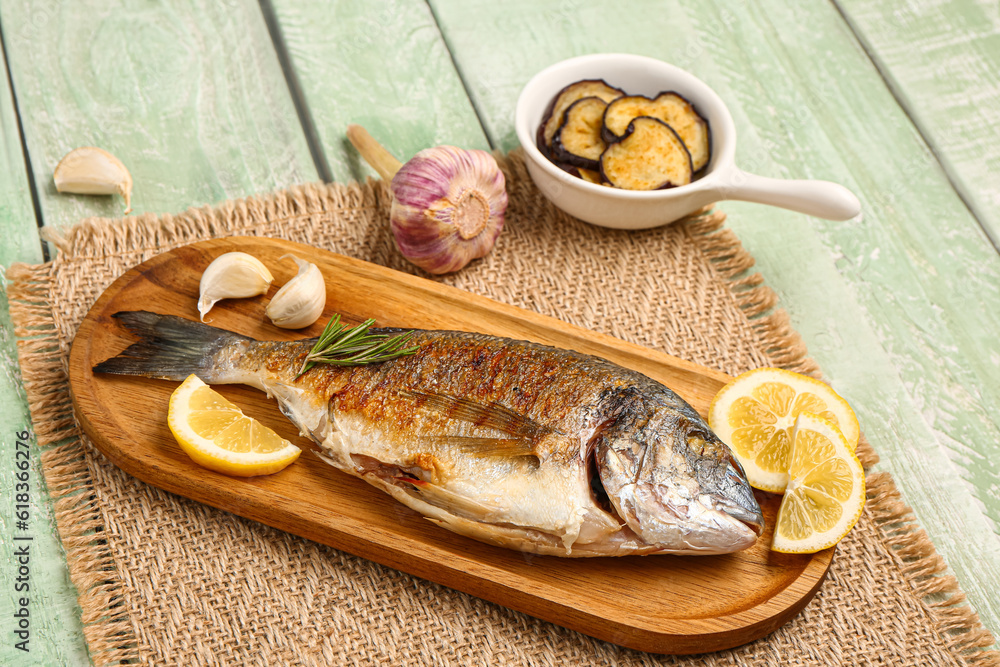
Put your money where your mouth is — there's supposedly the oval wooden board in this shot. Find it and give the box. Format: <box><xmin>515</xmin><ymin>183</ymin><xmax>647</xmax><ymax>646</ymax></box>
<box><xmin>68</xmin><ymin>236</ymin><xmax>832</xmax><ymax>655</ymax></box>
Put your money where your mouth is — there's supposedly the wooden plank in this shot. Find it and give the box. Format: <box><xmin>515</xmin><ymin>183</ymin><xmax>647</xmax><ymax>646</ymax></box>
<box><xmin>427</xmin><ymin>0</ymin><xmax>1000</xmax><ymax>637</ymax></box>
<box><xmin>833</xmin><ymin>0</ymin><xmax>1000</xmax><ymax>247</ymax></box>
<box><xmin>266</xmin><ymin>0</ymin><xmax>489</xmax><ymax>182</ymax></box>
<box><xmin>0</xmin><ymin>0</ymin><xmax>318</xmax><ymax>228</ymax></box>
<box><xmin>0</xmin><ymin>2</ymin><xmax>318</xmax><ymax>663</ymax></box>
<box><xmin>0</xmin><ymin>40</ymin><xmax>90</xmax><ymax>666</ymax></box>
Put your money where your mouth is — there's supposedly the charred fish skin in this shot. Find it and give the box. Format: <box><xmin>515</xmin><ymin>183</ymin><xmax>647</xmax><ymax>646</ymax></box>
<box><xmin>93</xmin><ymin>311</ymin><xmax>764</xmax><ymax>557</ymax></box>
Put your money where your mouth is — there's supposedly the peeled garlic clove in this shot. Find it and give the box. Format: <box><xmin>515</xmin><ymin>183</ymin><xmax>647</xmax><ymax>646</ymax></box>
<box><xmin>198</xmin><ymin>252</ymin><xmax>274</xmax><ymax>321</ymax></box>
<box><xmin>53</xmin><ymin>147</ymin><xmax>134</xmax><ymax>214</ymax></box>
<box><xmin>265</xmin><ymin>255</ymin><xmax>326</xmax><ymax>329</ymax></box>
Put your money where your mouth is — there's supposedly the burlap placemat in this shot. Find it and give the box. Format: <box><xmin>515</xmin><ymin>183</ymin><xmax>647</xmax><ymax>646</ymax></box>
<box><xmin>8</xmin><ymin>151</ymin><xmax>998</xmax><ymax>666</ymax></box>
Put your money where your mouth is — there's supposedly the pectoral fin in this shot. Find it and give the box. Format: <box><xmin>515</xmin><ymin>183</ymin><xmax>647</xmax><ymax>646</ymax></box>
<box><xmin>417</xmin><ymin>435</ymin><xmax>537</xmax><ymax>459</ymax></box>
<box><xmin>404</xmin><ymin>390</ymin><xmax>552</xmax><ymax>460</ymax></box>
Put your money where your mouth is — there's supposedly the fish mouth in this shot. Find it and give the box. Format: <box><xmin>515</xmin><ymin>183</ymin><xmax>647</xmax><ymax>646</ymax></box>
<box><xmin>714</xmin><ymin>496</ymin><xmax>765</xmax><ymax>537</ymax></box>
<box><xmin>716</xmin><ymin>453</ymin><xmax>765</xmax><ymax>536</ymax></box>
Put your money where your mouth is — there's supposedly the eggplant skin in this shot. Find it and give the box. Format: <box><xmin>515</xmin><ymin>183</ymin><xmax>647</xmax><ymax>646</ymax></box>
<box><xmin>551</xmin><ymin>97</ymin><xmax>609</xmax><ymax>171</ymax></box>
<box><xmin>601</xmin><ymin>92</ymin><xmax>711</xmax><ymax>172</ymax></box>
<box><xmin>599</xmin><ymin>117</ymin><xmax>693</xmax><ymax>190</ymax></box>
<box><xmin>537</xmin><ymin>79</ymin><xmax>625</xmax><ymax>153</ymax></box>
<box><xmin>536</xmin><ymin>121</ymin><xmax>553</xmax><ymax>161</ymax></box>
<box><xmin>536</xmin><ymin>81</ymin><xmax>712</xmax><ymax>186</ymax></box>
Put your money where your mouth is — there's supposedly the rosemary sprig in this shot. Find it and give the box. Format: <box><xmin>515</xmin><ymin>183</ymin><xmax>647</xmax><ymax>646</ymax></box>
<box><xmin>296</xmin><ymin>314</ymin><xmax>420</xmax><ymax>377</ymax></box>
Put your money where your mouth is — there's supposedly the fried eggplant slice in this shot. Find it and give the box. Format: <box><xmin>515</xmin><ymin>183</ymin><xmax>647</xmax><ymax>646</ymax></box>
<box><xmin>602</xmin><ymin>93</ymin><xmax>711</xmax><ymax>172</ymax></box>
<box><xmin>553</xmin><ymin>161</ymin><xmax>582</xmax><ymax>177</ymax></box>
<box><xmin>552</xmin><ymin>162</ymin><xmax>603</xmax><ymax>185</ymax></box>
<box><xmin>599</xmin><ymin>117</ymin><xmax>693</xmax><ymax>190</ymax></box>
<box><xmin>538</xmin><ymin>79</ymin><xmax>625</xmax><ymax>153</ymax></box>
<box><xmin>551</xmin><ymin>97</ymin><xmax>609</xmax><ymax>170</ymax></box>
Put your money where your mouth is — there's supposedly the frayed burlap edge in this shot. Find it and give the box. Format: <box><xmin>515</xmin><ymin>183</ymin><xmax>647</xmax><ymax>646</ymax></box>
<box><xmin>7</xmin><ymin>262</ymin><xmax>141</xmax><ymax>666</ymax></box>
<box><xmin>683</xmin><ymin>209</ymin><xmax>999</xmax><ymax>665</ymax></box>
<box><xmin>36</xmin><ymin>179</ymin><xmax>385</xmax><ymax>261</ymax></box>
<box><xmin>6</xmin><ymin>180</ymin><xmax>381</xmax><ymax>667</ymax></box>
<box><xmin>6</xmin><ymin>176</ymin><xmax>998</xmax><ymax>666</ymax></box>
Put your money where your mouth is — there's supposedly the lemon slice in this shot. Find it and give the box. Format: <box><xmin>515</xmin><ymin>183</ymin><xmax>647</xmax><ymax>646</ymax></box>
<box><xmin>708</xmin><ymin>367</ymin><xmax>859</xmax><ymax>492</ymax></box>
<box><xmin>772</xmin><ymin>412</ymin><xmax>865</xmax><ymax>553</ymax></box>
<box><xmin>167</xmin><ymin>374</ymin><xmax>301</xmax><ymax>477</ymax></box>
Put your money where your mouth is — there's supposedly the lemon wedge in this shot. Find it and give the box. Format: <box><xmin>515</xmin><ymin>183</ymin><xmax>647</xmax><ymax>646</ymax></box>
<box><xmin>708</xmin><ymin>367</ymin><xmax>860</xmax><ymax>492</ymax></box>
<box><xmin>167</xmin><ymin>374</ymin><xmax>301</xmax><ymax>477</ymax></box>
<box><xmin>772</xmin><ymin>412</ymin><xmax>865</xmax><ymax>553</ymax></box>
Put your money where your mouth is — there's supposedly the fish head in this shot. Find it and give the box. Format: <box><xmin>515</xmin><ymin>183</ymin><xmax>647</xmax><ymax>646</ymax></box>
<box><xmin>596</xmin><ymin>412</ymin><xmax>764</xmax><ymax>554</ymax></box>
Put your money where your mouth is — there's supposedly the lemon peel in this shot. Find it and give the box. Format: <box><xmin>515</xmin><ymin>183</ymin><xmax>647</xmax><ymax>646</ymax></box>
<box><xmin>167</xmin><ymin>374</ymin><xmax>300</xmax><ymax>477</ymax></box>
<box><xmin>771</xmin><ymin>412</ymin><xmax>865</xmax><ymax>554</ymax></box>
<box><xmin>708</xmin><ymin>367</ymin><xmax>859</xmax><ymax>492</ymax></box>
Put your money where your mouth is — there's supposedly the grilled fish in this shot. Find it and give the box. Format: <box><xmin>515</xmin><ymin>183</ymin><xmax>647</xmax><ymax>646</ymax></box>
<box><xmin>93</xmin><ymin>311</ymin><xmax>763</xmax><ymax>557</ymax></box>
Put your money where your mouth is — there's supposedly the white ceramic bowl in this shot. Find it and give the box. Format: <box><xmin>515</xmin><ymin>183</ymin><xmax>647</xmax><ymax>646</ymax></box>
<box><xmin>515</xmin><ymin>53</ymin><xmax>861</xmax><ymax>230</ymax></box>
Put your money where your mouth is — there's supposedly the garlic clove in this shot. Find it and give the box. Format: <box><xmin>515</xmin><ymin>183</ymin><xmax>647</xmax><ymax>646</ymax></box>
<box><xmin>53</xmin><ymin>147</ymin><xmax>134</xmax><ymax>214</ymax></box>
<box><xmin>265</xmin><ymin>255</ymin><xmax>326</xmax><ymax>329</ymax></box>
<box><xmin>198</xmin><ymin>252</ymin><xmax>274</xmax><ymax>321</ymax></box>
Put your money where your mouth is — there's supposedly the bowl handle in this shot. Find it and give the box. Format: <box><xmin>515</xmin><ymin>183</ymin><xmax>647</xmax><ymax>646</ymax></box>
<box><xmin>719</xmin><ymin>169</ymin><xmax>861</xmax><ymax>221</ymax></box>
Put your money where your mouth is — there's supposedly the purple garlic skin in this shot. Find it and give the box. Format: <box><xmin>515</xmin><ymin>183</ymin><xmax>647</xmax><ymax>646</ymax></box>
<box><xmin>390</xmin><ymin>145</ymin><xmax>508</xmax><ymax>274</ymax></box>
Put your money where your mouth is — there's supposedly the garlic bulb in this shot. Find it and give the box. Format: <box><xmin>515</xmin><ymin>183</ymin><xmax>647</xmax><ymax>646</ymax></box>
<box><xmin>198</xmin><ymin>252</ymin><xmax>274</xmax><ymax>321</ymax></box>
<box><xmin>347</xmin><ymin>125</ymin><xmax>507</xmax><ymax>274</ymax></box>
<box><xmin>265</xmin><ymin>255</ymin><xmax>326</xmax><ymax>329</ymax></box>
<box><xmin>53</xmin><ymin>147</ymin><xmax>134</xmax><ymax>214</ymax></box>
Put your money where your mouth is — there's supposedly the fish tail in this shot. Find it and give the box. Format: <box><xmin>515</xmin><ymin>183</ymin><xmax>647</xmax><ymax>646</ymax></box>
<box><xmin>92</xmin><ymin>311</ymin><xmax>251</xmax><ymax>381</ymax></box>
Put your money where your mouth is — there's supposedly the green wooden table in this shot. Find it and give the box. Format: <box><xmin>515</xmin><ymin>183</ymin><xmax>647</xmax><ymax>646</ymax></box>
<box><xmin>2</xmin><ymin>1</ymin><xmax>998</xmax><ymax>662</ymax></box>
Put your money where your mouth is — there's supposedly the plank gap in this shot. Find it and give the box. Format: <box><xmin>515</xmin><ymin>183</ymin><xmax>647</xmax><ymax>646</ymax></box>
<box><xmin>828</xmin><ymin>0</ymin><xmax>1000</xmax><ymax>255</ymax></box>
<box><xmin>258</xmin><ymin>0</ymin><xmax>333</xmax><ymax>183</ymax></box>
<box><xmin>424</xmin><ymin>0</ymin><xmax>495</xmax><ymax>150</ymax></box>
<box><xmin>0</xmin><ymin>13</ymin><xmax>49</xmax><ymax>262</ymax></box>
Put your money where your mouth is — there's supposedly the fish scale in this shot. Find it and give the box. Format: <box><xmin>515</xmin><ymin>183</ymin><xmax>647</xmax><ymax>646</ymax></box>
<box><xmin>94</xmin><ymin>311</ymin><xmax>764</xmax><ymax>557</ymax></box>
